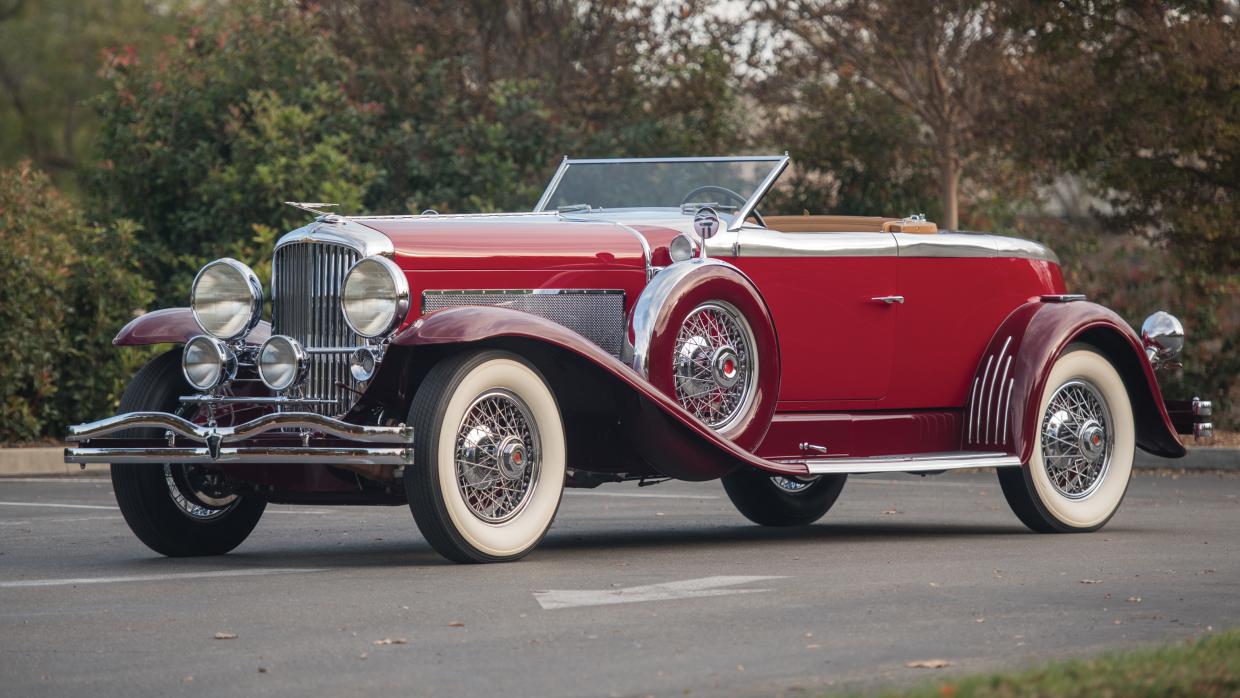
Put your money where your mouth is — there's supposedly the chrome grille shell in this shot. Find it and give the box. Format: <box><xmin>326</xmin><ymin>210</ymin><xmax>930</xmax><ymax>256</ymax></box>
<box><xmin>271</xmin><ymin>241</ymin><xmax>362</xmax><ymax>414</ymax></box>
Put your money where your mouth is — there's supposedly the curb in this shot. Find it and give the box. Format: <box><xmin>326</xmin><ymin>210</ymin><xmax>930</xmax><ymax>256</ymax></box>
<box><xmin>0</xmin><ymin>446</ymin><xmax>1236</xmax><ymax>478</ymax></box>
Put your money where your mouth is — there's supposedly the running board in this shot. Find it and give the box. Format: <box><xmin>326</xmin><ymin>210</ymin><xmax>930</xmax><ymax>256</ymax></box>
<box><xmin>775</xmin><ymin>451</ymin><xmax>1022</xmax><ymax>475</ymax></box>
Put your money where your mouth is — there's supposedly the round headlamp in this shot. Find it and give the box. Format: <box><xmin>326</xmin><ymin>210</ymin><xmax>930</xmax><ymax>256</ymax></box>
<box><xmin>669</xmin><ymin>233</ymin><xmax>701</xmax><ymax>263</ymax></box>
<box><xmin>340</xmin><ymin>256</ymin><xmax>409</xmax><ymax>338</ymax></box>
<box><xmin>190</xmin><ymin>258</ymin><xmax>263</xmax><ymax>340</ymax></box>
<box><xmin>258</xmin><ymin>335</ymin><xmax>308</xmax><ymax>392</ymax></box>
<box><xmin>182</xmin><ymin>335</ymin><xmax>237</xmax><ymax>391</ymax></box>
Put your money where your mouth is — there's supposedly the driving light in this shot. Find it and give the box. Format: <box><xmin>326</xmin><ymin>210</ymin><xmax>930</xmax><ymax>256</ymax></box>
<box><xmin>669</xmin><ymin>233</ymin><xmax>701</xmax><ymax>263</ymax></box>
<box><xmin>190</xmin><ymin>258</ymin><xmax>263</xmax><ymax>340</ymax></box>
<box><xmin>1141</xmin><ymin>311</ymin><xmax>1184</xmax><ymax>366</ymax></box>
<box><xmin>341</xmin><ymin>256</ymin><xmax>409</xmax><ymax>338</ymax></box>
<box><xmin>258</xmin><ymin>335</ymin><xmax>308</xmax><ymax>392</ymax></box>
<box><xmin>349</xmin><ymin>346</ymin><xmax>380</xmax><ymax>382</ymax></box>
<box><xmin>182</xmin><ymin>335</ymin><xmax>237</xmax><ymax>391</ymax></box>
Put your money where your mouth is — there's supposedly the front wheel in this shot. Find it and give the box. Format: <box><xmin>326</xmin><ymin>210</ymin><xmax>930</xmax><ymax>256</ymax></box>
<box><xmin>111</xmin><ymin>349</ymin><xmax>266</xmax><ymax>557</ymax></box>
<box><xmin>405</xmin><ymin>350</ymin><xmax>566</xmax><ymax>563</ymax></box>
<box><xmin>998</xmin><ymin>345</ymin><xmax>1135</xmax><ymax>533</ymax></box>
<box><xmin>722</xmin><ymin>468</ymin><xmax>847</xmax><ymax>526</ymax></box>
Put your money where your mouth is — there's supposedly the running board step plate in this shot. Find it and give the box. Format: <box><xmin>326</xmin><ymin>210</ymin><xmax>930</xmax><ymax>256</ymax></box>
<box><xmin>777</xmin><ymin>451</ymin><xmax>1021</xmax><ymax>476</ymax></box>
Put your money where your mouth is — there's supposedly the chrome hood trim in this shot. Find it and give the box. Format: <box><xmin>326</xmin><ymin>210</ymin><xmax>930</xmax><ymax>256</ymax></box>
<box><xmin>275</xmin><ymin>217</ymin><xmax>395</xmax><ymax>258</ymax></box>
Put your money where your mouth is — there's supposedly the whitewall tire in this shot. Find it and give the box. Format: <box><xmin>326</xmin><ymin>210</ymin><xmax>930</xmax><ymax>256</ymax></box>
<box><xmin>406</xmin><ymin>350</ymin><xmax>566</xmax><ymax>563</ymax></box>
<box><xmin>998</xmin><ymin>345</ymin><xmax>1135</xmax><ymax>532</ymax></box>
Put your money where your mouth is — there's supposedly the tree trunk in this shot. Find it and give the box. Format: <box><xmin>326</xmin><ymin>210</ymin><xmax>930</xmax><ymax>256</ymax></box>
<box><xmin>940</xmin><ymin>154</ymin><xmax>960</xmax><ymax>230</ymax></box>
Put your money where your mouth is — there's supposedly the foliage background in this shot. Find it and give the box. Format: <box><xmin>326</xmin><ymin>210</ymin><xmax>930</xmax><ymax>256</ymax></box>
<box><xmin>0</xmin><ymin>0</ymin><xmax>1235</xmax><ymax>442</ymax></box>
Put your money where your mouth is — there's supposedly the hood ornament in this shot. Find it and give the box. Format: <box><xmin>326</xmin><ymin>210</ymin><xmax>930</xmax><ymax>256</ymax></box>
<box><xmin>284</xmin><ymin>201</ymin><xmax>341</xmax><ymax>218</ymax></box>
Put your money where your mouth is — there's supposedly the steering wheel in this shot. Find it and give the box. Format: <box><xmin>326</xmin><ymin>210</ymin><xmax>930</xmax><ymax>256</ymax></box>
<box><xmin>679</xmin><ymin>185</ymin><xmax>766</xmax><ymax>228</ymax></box>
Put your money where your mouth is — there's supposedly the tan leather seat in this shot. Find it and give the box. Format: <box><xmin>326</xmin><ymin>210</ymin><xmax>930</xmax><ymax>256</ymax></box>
<box><xmin>764</xmin><ymin>215</ymin><xmax>938</xmax><ymax>234</ymax></box>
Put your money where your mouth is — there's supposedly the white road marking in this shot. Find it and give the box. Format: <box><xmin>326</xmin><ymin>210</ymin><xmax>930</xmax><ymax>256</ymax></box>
<box><xmin>0</xmin><ymin>478</ymin><xmax>110</xmax><ymax>484</ymax></box>
<box><xmin>0</xmin><ymin>568</ymin><xmax>328</xmax><ymax>589</ymax></box>
<box><xmin>565</xmin><ymin>491</ymin><xmax>719</xmax><ymax>500</ymax></box>
<box><xmin>0</xmin><ymin>501</ymin><xmax>328</xmax><ymax>515</ymax></box>
<box><xmin>0</xmin><ymin>501</ymin><xmax>115</xmax><ymax>510</ymax></box>
<box><xmin>534</xmin><ymin>575</ymin><xmax>787</xmax><ymax>610</ymax></box>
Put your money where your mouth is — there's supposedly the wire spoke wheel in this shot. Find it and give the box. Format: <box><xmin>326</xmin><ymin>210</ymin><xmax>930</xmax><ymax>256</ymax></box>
<box><xmin>1040</xmin><ymin>378</ymin><xmax>1113</xmax><ymax>500</ymax></box>
<box><xmin>454</xmin><ymin>389</ymin><xmax>541</xmax><ymax>524</ymax></box>
<box><xmin>672</xmin><ymin>302</ymin><xmax>757</xmax><ymax>430</ymax></box>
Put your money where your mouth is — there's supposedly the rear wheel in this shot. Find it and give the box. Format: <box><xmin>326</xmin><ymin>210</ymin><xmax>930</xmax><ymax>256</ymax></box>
<box><xmin>998</xmin><ymin>345</ymin><xmax>1135</xmax><ymax>533</ymax></box>
<box><xmin>405</xmin><ymin>350</ymin><xmax>566</xmax><ymax>563</ymax></box>
<box><xmin>111</xmin><ymin>350</ymin><xmax>266</xmax><ymax>557</ymax></box>
<box><xmin>722</xmin><ymin>468</ymin><xmax>847</xmax><ymax>526</ymax></box>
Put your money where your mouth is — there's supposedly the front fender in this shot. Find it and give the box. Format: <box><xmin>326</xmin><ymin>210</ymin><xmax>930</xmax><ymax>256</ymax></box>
<box><xmin>388</xmin><ymin>306</ymin><xmax>805</xmax><ymax>480</ymax></box>
<box><xmin>114</xmin><ymin>307</ymin><xmax>272</xmax><ymax>346</ymax></box>
<box><xmin>965</xmin><ymin>300</ymin><xmax>1184</xmax><ymax>462</ymax></box>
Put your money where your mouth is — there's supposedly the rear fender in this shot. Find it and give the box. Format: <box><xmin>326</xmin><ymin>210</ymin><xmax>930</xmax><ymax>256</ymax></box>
<box><xmin>964</xmin><ymin>300</ymin><xmax>1185</xmax><ymax>462</ymax></box>
<box><xmin>114</xmin><ymin>307</ymin><xmax>272</xmax><ymax>347</ymax></box>
<box><xmin>381</xmin><ymin>305</ymin><xmax>804</xmax><ymax>481</ymax></box>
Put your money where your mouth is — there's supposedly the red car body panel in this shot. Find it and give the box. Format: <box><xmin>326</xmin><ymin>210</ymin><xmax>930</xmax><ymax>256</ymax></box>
<box><xmin>114</xmin><ymin>307</ymin><xmax>271</xmax><ymax>347</ymax></box>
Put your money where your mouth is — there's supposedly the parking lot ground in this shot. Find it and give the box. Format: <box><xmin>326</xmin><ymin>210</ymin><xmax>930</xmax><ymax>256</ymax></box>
<box><xmin>1</xmin><ymin>470</ymin><xmax>1237</xmax><ymax>697</ymax></box>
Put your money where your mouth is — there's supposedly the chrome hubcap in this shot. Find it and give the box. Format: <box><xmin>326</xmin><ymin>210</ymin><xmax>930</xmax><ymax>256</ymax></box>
<box><xmin>164</xmin><ymin>464</ymin><xmax>238</xmax><ymax>521</ymax></box>
<box><xmin>455</xmin><ymin>389</ymin><xmax>541</xmax><ymax>523</ymax></box>
<box><xmin>1041</xmin><ymin>379</ymin><xmax>1112</xmax><ymax>499</ymax></box>
<box><xmin>673</xmin><ymin>302</ymin><xmax>756</xmax><ymax>430</ymax></box>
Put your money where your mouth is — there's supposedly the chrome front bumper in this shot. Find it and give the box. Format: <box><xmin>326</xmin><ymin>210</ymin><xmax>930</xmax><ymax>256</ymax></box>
<box><xmin>64</xmin><ymin>412</ymin><xmax>414</xmax><ymax>466</ymax></box>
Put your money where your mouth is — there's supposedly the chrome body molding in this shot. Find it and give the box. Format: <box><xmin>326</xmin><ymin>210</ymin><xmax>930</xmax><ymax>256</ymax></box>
<box><xmin>604</xmin><ymin>220</ymin><xmax>654</xmax><ymax>280</ymax></box>
<box><xmin>725</xmin><ymin>226</ymin><xmax>1058</xmax><ymax>264</ymax></box>
<box><xmin>66</xmin><ymin>447</ymin><xmax>412</xmax><ymax>466</ymax></box>
<box><xmin>624</xmin><ymin>258</ymin><xmax>745</xmax><ymax>377</ymax></box>
<box><xmin>179</xmin><ymin>394</ymin><xmax>338</xmax><ymax>406</ymax></box>
<box><xmin>423</xmin><ymin>289</ymin><xmax>627</xmax><ymax>358</ymax></box>
<box><xmin>967</xmin><ymin>336</ymin><xmax>1016</xmax><ymax>448</ymax></box>
<box><xmin>1041</xmin><ymin>294</ymin><xmax>1087</xmax><ymax>303</ymax></box>
<box><xmin>779</xmin><ymin>451</ymin><xmax>1022</xmax><ymax>475</ymax></box>
<box><xmin>274</xmin><ymin>217</ymin><xmax>395</xmax><ymax>258</ymax></box>
<box><xmin>67</xmin><ymin>411</ymin><xmax>413</xmax><ymax>445</ymax></box>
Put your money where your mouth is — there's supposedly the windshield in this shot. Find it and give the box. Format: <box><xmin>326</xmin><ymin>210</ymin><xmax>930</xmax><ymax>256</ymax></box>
<box><xmin>534</xmin><ymin>156</ymin><xmax>787</xmax><ymax>217</ymax></box>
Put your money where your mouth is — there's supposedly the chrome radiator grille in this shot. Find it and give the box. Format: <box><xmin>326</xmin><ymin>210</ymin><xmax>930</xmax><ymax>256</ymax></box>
<box><xmin>422</xmin><ymin>290</ymin><xmax>625</xmax><ymax>357</ymax></box>
<box><xmin>271</xmin><ymin>242</ymin><xmax>361</xmax><ymax>414</ymax></box>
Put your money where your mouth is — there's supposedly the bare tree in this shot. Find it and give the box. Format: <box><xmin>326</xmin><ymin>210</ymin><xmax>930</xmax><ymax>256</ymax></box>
<box><xmin>755</xmin><ymin>0</ymin><xmax>1009</xmax><ymax>229</ymax></box>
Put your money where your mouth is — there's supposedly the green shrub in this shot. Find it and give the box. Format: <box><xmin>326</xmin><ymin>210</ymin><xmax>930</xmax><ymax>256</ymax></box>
<box><xmin>0</xmin><ymin>163</ymin><xmax>151</xmax><ymax>444</ymax></box>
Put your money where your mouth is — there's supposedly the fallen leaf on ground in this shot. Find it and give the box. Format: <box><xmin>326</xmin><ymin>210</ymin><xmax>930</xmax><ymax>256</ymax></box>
<box><xmin>907</xmin><ymin>659</ymin><xmax>952</xmax><ymax>669</ymax></box>
<box><xmin>372</xmin><ymin>638</ymin><xmax>408</xmax><ymax>646</ymax></box>
<box><xmin>1127</xmin><ymin>597</ymin><xmax>1142</xmax><ymax>603</ymax></box>
<box><xmin>882</xmin><ymin>509</ymin><xmax>901</xmax><ymax>515</ymax></box>
<box><xmin>447</xmin><ymin>622</ymin><xmax>465</xmax><ymax>628</ymax></box>
<box><xmin>213</xmin><ymin>632</ymin><xmax>237</xmax><ymax>640</ymax></box>
<box><xmin>1079</xmin><ymin>579</ymin><xmax>1103</xmax><ymax>584</ymax></box>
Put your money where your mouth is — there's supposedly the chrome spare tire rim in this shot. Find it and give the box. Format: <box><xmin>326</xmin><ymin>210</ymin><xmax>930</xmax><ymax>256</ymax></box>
<box><xmin>673</xmin><ymin>302</ymin><xmax>757</xmax><ymax>430</ymax></box>
<box><xmin>455</xmin><ymin>389</ymin><xmax>542</xmax><ymax>524</ymax></box>
<box><xmin>1040</xmin><ymin>379</ymin><xmax>1113</xmax><ymax>499</ymax></box>
<box><xmin>770</xmin><ymin>475</ymin><xmax>819</xmax><ymax>493</ymax></box>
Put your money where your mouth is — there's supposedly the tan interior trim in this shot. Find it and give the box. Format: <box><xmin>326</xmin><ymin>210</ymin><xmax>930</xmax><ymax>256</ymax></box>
<box><xmin>765</xmin><ymin>215</ymin><xmax>938</xmax><ymax>234</ymax></box>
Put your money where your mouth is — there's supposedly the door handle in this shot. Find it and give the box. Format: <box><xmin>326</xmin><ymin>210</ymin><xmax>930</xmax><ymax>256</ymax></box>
<box><xmin>871</xmin><ymin>295</ymin><xmax>904</xmax><ymax>305</ymax></box>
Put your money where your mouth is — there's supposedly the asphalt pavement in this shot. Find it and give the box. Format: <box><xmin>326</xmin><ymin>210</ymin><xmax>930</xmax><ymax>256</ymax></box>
<box><xmin>1</xmin><ymin>471</ymin><xmax>1237</xmax><ymax>697</ymax></box>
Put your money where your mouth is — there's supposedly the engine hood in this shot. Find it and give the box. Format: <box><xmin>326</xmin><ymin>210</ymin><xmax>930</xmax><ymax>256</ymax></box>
<box><xmin>351</xmin><ymin>213</ymin><xmax>654</xmax><ymax>272</ymax></box>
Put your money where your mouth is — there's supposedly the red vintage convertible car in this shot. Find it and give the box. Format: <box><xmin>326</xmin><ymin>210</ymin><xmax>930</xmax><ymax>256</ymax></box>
<box><xmin>67</xmin><ymin>155</ymin><xmax>1212</xmax><ymax>563</ymax></box>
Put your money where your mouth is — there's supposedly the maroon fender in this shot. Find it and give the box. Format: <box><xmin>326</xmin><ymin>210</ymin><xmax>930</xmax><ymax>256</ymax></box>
<box><xmin>389</xmin><ymin>305</ymin><xmax>805</xmax><ymax>480</ymax></box>
<box><xmin>633</xmin><ymin>259</ymin><xmax>780</xmax><ymax>451</ymax></box>
<box><xmin>964</xmin><ymin>300</ymin><xmax>1185</xmax><ymax>462</ymax></box>
<box><xmin>113</xmin><ymin>307</ymin><xmax>272</xmax><ymax>346</ymax></box>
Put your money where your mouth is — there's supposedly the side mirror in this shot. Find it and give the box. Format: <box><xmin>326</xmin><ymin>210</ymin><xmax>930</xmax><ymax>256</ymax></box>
<box><xmin>1141</xmin><ymin>311</ymin><xmax>1184</xmax><ymax>367</ymax></box>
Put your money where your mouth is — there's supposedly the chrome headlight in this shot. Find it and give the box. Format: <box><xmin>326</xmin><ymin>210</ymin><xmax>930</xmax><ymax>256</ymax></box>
<box><xmin>190</xmin><ymin>258</ymin><xmax>263</xmax><ymax>340</ymax></box>
<box><xmin>340</xmin><ymin>256</ymin><xmax>409</xmax><ymax>338</ymax></box>
<box><xmin>182</xmin><ymin>335</ymin><xmax>237</xmax><ymax>391</ymax></box>
<box><xmin>258</xmin><ymin>335</ymin><xmax>308</xmax><ymax>392</ymax></box>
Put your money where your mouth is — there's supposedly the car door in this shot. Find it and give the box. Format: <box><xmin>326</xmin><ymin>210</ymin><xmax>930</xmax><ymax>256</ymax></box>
<box><xmin>726</xmin><ymin>228</ymin><xmax>900</xmax><ymax>404</ymax></box>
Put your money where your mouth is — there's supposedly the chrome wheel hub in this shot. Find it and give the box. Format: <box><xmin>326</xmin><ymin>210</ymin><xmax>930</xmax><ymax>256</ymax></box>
<box><xmin>454</xmin><ymin>389</ymin><xmax>541</xmax><ymax>523</ymax></box>
<box><xmin>1040</xmin><ymin>379</ymin><xmax>1113</xmax><ymax>499</ymax></box>
<box><xmin>164</xmin><ymin>464</ymin><xmax>238</xmax><ymax>521</ymax></box>
<box><xmin>771</xmin><ymin>475</ymin><xmax>818</xmax><ymax>493</ymax></box>
<box><xmin>672</xmin><ymin>302</ymin><xmax>756</xmax><ymax>430</ymax></box>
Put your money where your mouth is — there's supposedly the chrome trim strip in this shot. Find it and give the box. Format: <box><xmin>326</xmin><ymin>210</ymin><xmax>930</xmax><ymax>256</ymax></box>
<box><xmin>607</xmin><ymin>221</ymin><xmax>654</xmax><ymax>280</ymax></box>
<box><xmin>894</xmin><ymin>233</ymin><xmax>1059</xmax><ymax>264</ymax></box>
<box><xmin>729</xmin><ymin>154</ymin><xmax>791</xmax><ymax>232</ymax></box>
<box><xmin>65</xmin><ymin>447</ymin><xmax>412</xmax><ymax>466</ymax></box>
<box><xmin>733</xmin><ymin>228</ymin><xmax>899</xmax><ymax>257</ymax></box>
<box><xmin>975</xmin><ymin>355</ymin><xmax>994</xmax><ymax>443</ymax></box>
<box><xmin>423</xmin><ymin>289</ymin><xmax>625</xmax><ymax>297</ymax></box>
<box><xmin>66</xmin><ymin>411</ymin><xmax>413</xmax><ymax>445</ymax></box>
<box><xmin>967</xmin><ymin>376</ymin><xmax>981</xmax><ymax>443</ymax></box>
<box><xmin>994</xmin><ymin>355</ymin><xmax>1013</xmax><ymax>443</ymax></box>
<box><xmin>984</xmin><ymin>337</ymin><xmax>1012</xmax><ymax>444</ymax></box>
<box><xmin>1000</xmin><ymin>377</ymin><xmax>1015</xmax><ymax>445</ymax></box>
<box><xmin>1041</xmin><ymin>294</ymin><xmax>1087</xmax><ymax>303</ymax></box>
<box><xmin>274</xmin><ymin>218</ymin><xmax>395</xmax><ymax>258</ymax></box>
<box><xmin>793</xmin><ymin>451</ymin><xmax>1021</xmax><ymax>475</ymax></box>
<box><xmin>179</xmin><ymin>395</ymin><xmax>338</xmax><ymax>406</ymax></box>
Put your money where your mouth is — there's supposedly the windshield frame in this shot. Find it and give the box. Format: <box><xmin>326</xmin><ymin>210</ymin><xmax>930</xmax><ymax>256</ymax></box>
<box><xmin>533</xmin><ymin>155</ymin><xmax>790</xmax><ymax>232</ymax></box>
